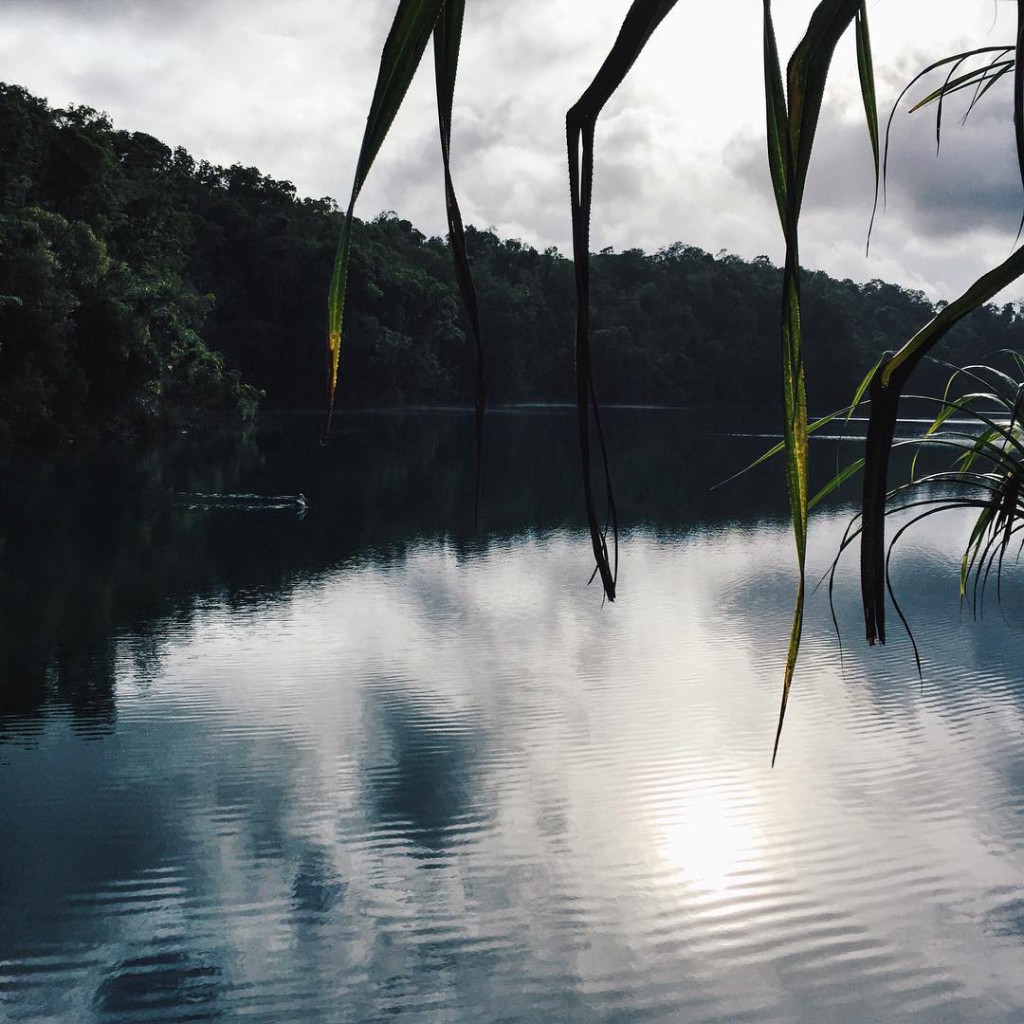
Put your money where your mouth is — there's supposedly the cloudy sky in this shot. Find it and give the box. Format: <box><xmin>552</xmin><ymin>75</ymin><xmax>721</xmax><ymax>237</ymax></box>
<box><xmin>2</xmin><ymin>0</ymin><xmax>1022</xmax><ymax>301</ymax></box>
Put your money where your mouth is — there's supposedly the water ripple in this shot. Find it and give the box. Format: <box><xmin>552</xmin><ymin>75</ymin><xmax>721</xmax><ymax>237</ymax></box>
<box><xmin>3</xmin><ymin>523</ymin><xmax>1023</xmax><ymax>1022</ymax></box>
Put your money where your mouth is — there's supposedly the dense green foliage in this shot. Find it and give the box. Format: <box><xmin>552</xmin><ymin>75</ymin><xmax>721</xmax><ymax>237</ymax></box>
<box><xmin>0</xmin><ymin>84</ymin><xmax>260</xmax><ymax>440</ymax></box>
<box><xmin>2</xmin><ymin>81</ymin><xmax>1022</xmax><ymax>443</ymax></box>
<box><xmin>336</xmin><ymin>223</ymin><xmax>1024</xmax><ymax>416</ymax></box>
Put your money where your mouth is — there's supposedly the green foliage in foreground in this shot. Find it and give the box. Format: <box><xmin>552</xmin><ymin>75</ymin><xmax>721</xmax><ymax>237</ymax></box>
<box><xmin>330</xmin><ymin>0</ymin><xmax>1024</xmax><ymax>758</ymax></box>
<box><xmin>828</xmin><ymin>352</ymin><xmax>1024</xmax><ymax>664</ymax></box>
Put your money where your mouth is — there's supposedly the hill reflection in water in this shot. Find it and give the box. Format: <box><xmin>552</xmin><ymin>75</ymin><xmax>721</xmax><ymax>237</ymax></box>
<box><xmin>0</xmin><ymin>410</ymin><xmax>1022</xmax><ymax>1023</ymax></box>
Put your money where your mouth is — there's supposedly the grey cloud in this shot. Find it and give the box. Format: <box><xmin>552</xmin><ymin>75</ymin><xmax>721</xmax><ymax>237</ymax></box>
<box><xmin>881</xmin><ymin>98</ymin><xmax>1022</xmax><ymax>238</ymax></box>
<box><xmin>0</xmin><ymin>0</ymin><xmax>672</xmax><ymax>254</ymax></box>
<box><xmin>730</xmin><ymin>76</ymin><xmax>1023</xmax><ymax>244</ymax></box>
<box><xmin>6</xmin><ymin>0</ymin><xmax>1023</xmax><ymax>300</ymax></box>
<box><xmin>715</xmin><ymin>70</ymin><xmax>1024</xmax><ymax>301</ymax></box>
<box><xmin>3</xmin><ymin>0</ymin><xmax>231</xmax><ymax>22</ymax></box>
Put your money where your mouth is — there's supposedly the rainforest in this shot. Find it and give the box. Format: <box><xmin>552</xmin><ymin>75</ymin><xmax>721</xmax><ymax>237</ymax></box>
<box><xmin>3</xmin><ymin>81</ymin><xmax>1021</xmax><ymax>443</ymax></box>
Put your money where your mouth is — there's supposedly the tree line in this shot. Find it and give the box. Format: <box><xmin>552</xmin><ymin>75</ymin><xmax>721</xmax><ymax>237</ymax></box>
<box><xmin>1</xmin><ymin>81</ymin><xmax>1020</xmax><ymax>442</ymax></box>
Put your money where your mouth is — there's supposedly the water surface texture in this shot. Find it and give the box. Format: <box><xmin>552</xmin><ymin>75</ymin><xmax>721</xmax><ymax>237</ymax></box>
<box><xmin>1</xmin><ymin>411</ymin><xmax>1022</xmax><ymax>1023</ymax></box>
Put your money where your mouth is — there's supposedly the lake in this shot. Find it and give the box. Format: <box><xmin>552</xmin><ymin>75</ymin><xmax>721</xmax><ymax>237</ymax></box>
<box><xmin>1</xmin><ymin>410</ymin><xmax>1022</xmax><ymax>1023</ymax></box>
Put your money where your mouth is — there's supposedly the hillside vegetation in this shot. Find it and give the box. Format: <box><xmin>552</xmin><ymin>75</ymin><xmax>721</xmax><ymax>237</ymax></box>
<box><xmin>1</xmin><ymin>82</ymin><xmax>1019</xmax><ymax>441</ymax></box>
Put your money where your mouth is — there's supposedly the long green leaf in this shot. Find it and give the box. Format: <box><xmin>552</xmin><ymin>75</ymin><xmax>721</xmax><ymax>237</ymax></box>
<box><xmin>567</xmin><ymin>0</ymin><xmax>679</xmax><ymax>602</ymax></box>
<box><xmin>855</xmin><ymin>2</ymin><xmax>880</xmax><ymax>252</ymax></box>
<box><xmin>784</xmin><ymin>0</ymin><xmax>863</xmax><ymax>214</ymax></box>
<box><xmin>882</xmin><ymin>47</ymin><xmax>1011</xmax><ymax>206</ymax></box>
<box><xmin>433</xmin><ymin>0</ymin><xmax>486</xmax><ymax>520</ymax></box>
<box><xmin>908</xmin><ymin>60</ymin><xmax>1013</xmax><ymax>116</ymax></box>
<box><xmin>325</xmin><ymin>0</ymin><xmax>445</xmax><ymax>440</ymax></box>
<box><xmin>964</xmin><ymin>60</ymin><xmax>1015</xmax><ymax>121</ymax></box>
<box><xmin>1016</xmin><ymin>1</ymin><xmax>1024</xmax><ymax>193</ymax></box>
<box><xmin>763</xmin><ymin>0</ymin><xmax>788</xmax><ymax>227</ymax></box>
<box><xmin>765</xmin><ymin>0</ymin><xmax>862</xmax><ymax>765</ymax></box>
<box><xmin>810</xmin><ymin>456</ymin><xmax>865</xmax><ymax>509</ymax></box>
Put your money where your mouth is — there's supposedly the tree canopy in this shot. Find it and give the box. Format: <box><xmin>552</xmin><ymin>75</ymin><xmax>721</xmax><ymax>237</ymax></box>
<box><xmin>2</xmin><ymin>80</ymin><xmax>1021</xmax><ymax>447</ymax></box>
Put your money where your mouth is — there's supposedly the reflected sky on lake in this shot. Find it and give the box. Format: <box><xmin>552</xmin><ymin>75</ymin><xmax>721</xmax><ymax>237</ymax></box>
<box><xmin>3</xmin><ymin>522</ymin><xmax>1023</xmax><ymax>1022</ymax></box>
<box><xmin>1</xmin><ymin>414</ymin><xmax>1023</xmax><ymax>1022</ymax></box>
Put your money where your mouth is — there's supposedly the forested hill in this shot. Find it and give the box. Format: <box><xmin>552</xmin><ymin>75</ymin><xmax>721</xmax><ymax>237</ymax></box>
<box><xmin>1</xmin><ymin>81</ymin><xmax>1021</xmax><ymax>442</ymax></box>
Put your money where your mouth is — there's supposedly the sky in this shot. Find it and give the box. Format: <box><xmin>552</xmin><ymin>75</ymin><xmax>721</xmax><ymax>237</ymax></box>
<box><xmin>1</xmin><ymin>0</ymin><xmax>1022</xmax><ymax>302</ymax></box>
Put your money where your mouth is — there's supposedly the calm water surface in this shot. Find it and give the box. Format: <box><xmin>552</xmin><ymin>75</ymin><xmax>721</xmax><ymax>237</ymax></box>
<box><xmin>1</xmin><ymin>410</ymin><xmax>1022</xmax><ymax>1023</ymax></box>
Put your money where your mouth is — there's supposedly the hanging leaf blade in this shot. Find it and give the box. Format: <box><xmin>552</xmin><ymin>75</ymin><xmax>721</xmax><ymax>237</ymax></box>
<box><xmin>765</xmin><ymin>0</ymin><xmax>862</xmax><ymax>764</ymax></box>
<box><xmin>433</xmin><ymin>0</ymin><xmax>487</xmax><ymax>520</ymax></box>
<box><xmin>325</xmin><ymin>0</ymin><xmax>446</xmax><ymax>439</ymax></box>
<box><xmin>567</xmin><ymin>0</ymin><xmax>679</xmax><ymax>601</ymax></box>
<box><xmin>856</xmin><ymin>2</ymin><xmax>880</xmax><ymax>251</ymax></box>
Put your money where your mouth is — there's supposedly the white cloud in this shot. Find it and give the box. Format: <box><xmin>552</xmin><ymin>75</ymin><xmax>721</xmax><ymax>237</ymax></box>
<box><xmin>1</xmin><ymin>0</ymin><xmax>1022</xmax><ymax>299</ymax></box>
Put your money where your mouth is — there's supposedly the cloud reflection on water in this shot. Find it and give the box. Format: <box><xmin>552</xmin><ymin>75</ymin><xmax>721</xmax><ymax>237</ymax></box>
<box><xmin>1</xmin><ymin>515</ymin><xmax>1023</xmax><ymax>1022</ymax></box>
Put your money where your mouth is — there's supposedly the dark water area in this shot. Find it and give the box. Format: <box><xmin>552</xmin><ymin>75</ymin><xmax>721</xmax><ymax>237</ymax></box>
<box><xmin>1</xmin><ymin>410</ymin><xmax>1022</xmax><ymax>1022</ymax></box>
<box><xmin>0</xmin><ymin>408</ymin><xmax>793</xmax><ymax>729</ymax></box>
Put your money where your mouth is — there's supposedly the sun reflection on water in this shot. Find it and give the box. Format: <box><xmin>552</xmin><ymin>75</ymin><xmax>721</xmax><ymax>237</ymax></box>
<box><xmin>654</xmin><ymin>790</ymin><xmax>764</xmax><ymax>894</ymax></box>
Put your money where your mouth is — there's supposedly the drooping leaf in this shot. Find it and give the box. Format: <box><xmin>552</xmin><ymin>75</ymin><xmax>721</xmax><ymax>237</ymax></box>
<box><xmin>933</xmin><ymin>54</ymin><xmax>972</xmax><ymax>152</ymax></box>
<box><xmin>860</xmin><ymin>358</ymin><xmax>902</xmax><ymax>645</ymax></box>
<box><xmin>907</xmin><ymin>58</ymin><xmax>1012</xmax><ymax>117</ymax></box>
<box><xmin>855</xmin><ymin>2</ymin><xmax>880</xmax><ymax>252</ymax></box>
<box><xmin>325</xmin><ymin>0</ymin><xmax>446</xmax><ymax>440</ymax></box>
<box><xmin>433</xmin><ymin>0</ymin><xmax>486</xmax><ymax>520</ymax></box>
<box><xmin>963</xmin><ymin>58</ymin><xmax>1015</xmax><ymax>121</ymax></box>
<box><xmin>783</xmin><ymin>0</ymin><xmax>864</xmax><ymax>214</ymax></box>
<box><xmin>882</xmin><ymin>47</ymin><xmax>1012</xmax><ymax>206</ymax></box>
<box><xmin>763</xmin><ymin>0</ymin><xmax>789</xmax><ymax>227</ymax></box>
<box><xmin>1016</xmin><ymin>1</ymin><xmax>1024</xmax><ymax>193</ymax></box>
<box><xmin>764</xmin><ymin>0</ymin><xmax>863</xmax><ymax>765</ymax></box>
<box><xmin>567</xmin><ymin>0</ymin><xmax>679</xmax><ymax>602</ymax></box>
